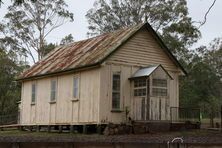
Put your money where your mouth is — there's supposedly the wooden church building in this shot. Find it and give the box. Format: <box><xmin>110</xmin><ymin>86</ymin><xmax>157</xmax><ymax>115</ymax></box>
<box><xmin>18</xmin><ymin>23</ymin><xmax>186</xmax><ymax>129</ymax></box>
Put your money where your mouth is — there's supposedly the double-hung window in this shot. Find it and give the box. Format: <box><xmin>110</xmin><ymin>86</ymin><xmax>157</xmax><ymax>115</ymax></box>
<box><xmin>50</xmin><ymin>79</ymin><xmax>57</xmax><ymax>102</ymax></box>
<box><xmin>152</xmin><ymin>79</ymin><xmax>167</xmax><ymax>97</ymax></box>
<box><xmin>112</xmin><ymin>72</ymin><xmax>121</xmax><ymax>110</ymax></box>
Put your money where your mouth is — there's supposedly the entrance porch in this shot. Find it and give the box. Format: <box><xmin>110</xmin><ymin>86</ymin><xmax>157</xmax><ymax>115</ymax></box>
<box><xmin>129</xmin><ymin>65</ymin><xmax>173</xmax><ymax>121</ymax></box>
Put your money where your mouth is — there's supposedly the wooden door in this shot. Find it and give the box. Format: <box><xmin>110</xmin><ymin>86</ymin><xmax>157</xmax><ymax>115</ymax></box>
<box><xmin>134</xmin><ymin>97</ymin><xmax>146</xmax><ymax>120</ymax></box>
<box><xmin>150</xmin><ymin>97</ymin><xmax>169</xmax><ymax>120</ymax></box>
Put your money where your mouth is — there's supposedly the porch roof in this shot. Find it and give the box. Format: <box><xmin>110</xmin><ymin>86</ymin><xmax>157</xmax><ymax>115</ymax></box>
<box><xmin>129</xmin><ymin>65</ymin><xmax>173</xmax><ymax>80</ymax></box>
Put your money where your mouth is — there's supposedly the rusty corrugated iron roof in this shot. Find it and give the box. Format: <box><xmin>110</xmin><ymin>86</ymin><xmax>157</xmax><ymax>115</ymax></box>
<box><xmin>19</xmin><ymin>23</ymin><xmax>144</xmax><ymax>80</ymax></box>
<box><xmin>18</xmin><ymin>23</ymin><xmax>186</xmax><ymax>81</ymax></box>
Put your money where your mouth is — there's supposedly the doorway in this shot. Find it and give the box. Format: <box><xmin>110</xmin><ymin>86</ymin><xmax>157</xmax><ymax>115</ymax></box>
<box><xmin>133</xmin><ymin>78</ymin><xmax>149</xmax><ymax>121</ymax></box>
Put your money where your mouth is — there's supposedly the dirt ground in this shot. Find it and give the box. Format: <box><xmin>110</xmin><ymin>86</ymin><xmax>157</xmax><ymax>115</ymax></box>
<box><xmin>0</xmin><ymin>129</ymin><xmax>221</xmax><ymax>144</ymax></box>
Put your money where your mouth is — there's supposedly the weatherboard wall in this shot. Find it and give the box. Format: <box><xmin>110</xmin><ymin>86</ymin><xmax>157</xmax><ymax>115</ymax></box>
<box><xmin>99</xmin><ymin>64</ymin><xmax>138</xmax><ymax>123</ymax></box>
<box><xmin>98</xmin><ymin>28</ymin><xmax>181</xmax><ymax>122</ymax></box>
<box><xmin>106</xmin><ymin>26</ymin><xmax>180</xmax><ymax>107</ymax></box>
<box><xmin>20</xmin><ymin>68</ymin><xmax>100</xmax><ymax>125</ymax></box>
<box><xmin>106</xmin><ymin>28</ymin><xmax>181</xmax><ymax>73</ymax></box>
<box><xmin>98</xmin><ymin>64</ymin><xmax>179</xmax><ymax>122</ymax></box>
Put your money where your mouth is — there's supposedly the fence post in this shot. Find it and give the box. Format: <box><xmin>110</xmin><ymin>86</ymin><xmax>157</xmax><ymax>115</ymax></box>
<box><xmin>170</xmin><ymin>107</ymin><xmax>172</xmax><ymax>123</ymax></box>
<box><xmin>221</xmin><ymin>105</ymin><xmax>222</xmax><ymax>132</ymax></box>
<box><xmin>199</xmin><ymin>108</ymin><xmax>201</xmax><ymax>122</ymax></box>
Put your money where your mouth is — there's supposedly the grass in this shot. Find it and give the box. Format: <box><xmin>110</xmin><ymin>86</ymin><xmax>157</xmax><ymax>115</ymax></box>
<box><xmin>0</xmin><ymin>129</ymin><xmax>95</xmax><ymax>137</ymax></box>
<box><xmin>177</xmin><ymin>129</ymin><xmax>221</xmax><ymax>137</ymax></box>
<box><xmin>0</xmin><ymin>129</ymin><xmax>220</xmax><ymax>137</ymax></box>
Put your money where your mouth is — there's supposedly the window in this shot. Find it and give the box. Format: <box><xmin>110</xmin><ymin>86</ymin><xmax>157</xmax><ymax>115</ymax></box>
<box><xmin>50</xmin><ymin>80</ymin><xmax>57</xmax><ymax>102</ymax></box>
<box><xmin>134</xmin><ymin>78</ymin><xmax>147</xmax><ymax>97</ymax></box>
<box><xmin>112</xmin><ymin>73</ymin><xmax>121</xmax><ymax>110</ymax></box>
<box><xmin>73</xmin><ymin>77</ymin><xmax>79</xmax><ymax>99</ymax></box>
<box><xmin>31</xmin><ymin>83</ymin><xmax>36</xmax><ymax>104</ymax></box>
<box><xmin>152</xmin><ymin>79</ymin><xmax>167</xmax><ymax>96</ymax></box>
<box><xmin>153</xmin><ymin>79</ymin><xmax>167</xmax><ymax>87</ymax></box>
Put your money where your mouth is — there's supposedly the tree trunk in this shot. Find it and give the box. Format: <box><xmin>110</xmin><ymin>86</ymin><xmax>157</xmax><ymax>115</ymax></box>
<box><xmin>210</xmin><ymin>111</ymin><xmax>214</xmax><ymax>128</ymax></box>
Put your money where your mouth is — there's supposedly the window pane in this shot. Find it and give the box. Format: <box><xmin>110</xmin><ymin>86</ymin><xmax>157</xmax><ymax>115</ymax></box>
<box><xmin>134</xmin><ymin>78</ymin><xmax>146</xmax><ymax>88</ymax></box>
<box><xmin>134</xmin><ymin>88</ymin><xmax>146</xmax><ymax>97</ymax></box>
<box><xmin>51</xmin><ymin>91</ymin><xmax>56</xmax><ymax>101</ymax></box>
<box><xmin>152</xmin><ymin>88</ymin><xmax>167</xmax><ymax>96</ymax></box>
<box><xmin>113</xmin><ymin>74</ymin><xmax>120</xmax><ymax>91</ymax></box>
<box><xmin>134</xmin><ymin>79</ymin><xmax>138</xmax><ymax>87</ymax></box>
<box><xmin>112</xmin><ymin>73</ymin><xmax>120</xmax><ymax>109</ymax></box>
<box><xmin>51</xmin><ymin>80</ymin><xmax>56</xmax><ymax>91</ymax></box>
<box><xmin>31</xmin><ymin>83</ymin><xmax>36</xmax><ymax>103</ymax></box>
<box><xmin>74</xmin><ymin>78</ymin><xmax>78</xmax><ymax>88</ymax></box>
<box><xmin>112</xmin><ymin>92</ymin><xmax>120</xmax><ymax>109</ymax></box>
<box><xmin>142</xmin><ymin>88</ymin><xmax>146</xmax><ymax>96</ymax></box>
<box><xmin>133</xmin><ymin>78</ymin><xmax>146</xmax><ymax>97</ymax></box>
<box><xmin>51</xmin><ymin>80</ymin><xmax>57</xmax><ymax>101</ymax></box>
<box><xmin>73</xmin><ymin>77</ymin><xmax>79</xmax><ymax>98</ymax></box>
<box><xmin>153</xmin><ymin>79</ymin><xmax>167</xmax><ymax>87</ymax></box>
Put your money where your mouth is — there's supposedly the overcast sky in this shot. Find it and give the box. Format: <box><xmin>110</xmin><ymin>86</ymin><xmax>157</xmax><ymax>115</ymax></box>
<box><xmin>1</xmin><ymin>0</ymin><xmax>222</xmax><ymax>49</ymax></box>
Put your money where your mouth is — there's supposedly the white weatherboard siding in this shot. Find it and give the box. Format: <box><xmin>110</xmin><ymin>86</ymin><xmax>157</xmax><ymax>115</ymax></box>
<box><xmin>99</xmin><ymin>64</ymin><xmax>139</xmax><ymax>123</ymax></box>
<box><xmin>20</xmin><ymin>68</ymin><xmax>100</xmax><ymax>125</ymax></box>
<box><xmin>107</xmin><ymin>28</ymin><xmax>181</xmax><ymax>73</ymax></box>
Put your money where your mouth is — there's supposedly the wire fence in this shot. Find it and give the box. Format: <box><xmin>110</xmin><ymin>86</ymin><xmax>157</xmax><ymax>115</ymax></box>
<box><xmin>170</xmin><ymin>107</ymin><xmax>201</xmax><ymax>123</ymax></box>
<box><xmin>0</xmin><ymin>114</ymin><xmax>18</xmax><ymax>125</ymax></box>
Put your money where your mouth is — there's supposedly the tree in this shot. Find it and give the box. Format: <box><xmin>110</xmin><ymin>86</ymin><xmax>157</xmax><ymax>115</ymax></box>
<box><xmin>60</xmin><ymin>34</ymin><xmax>74</xmax><ymax>45</ymax></box>
<box><xmin>0</xmin><ymin>0</ymin><xmax>73</xmax><ymax>63</ymax></box>
<box><xmin>0</xmin><ymin>0</ymin><xmax>36</xmax><ymax>6</ymax></box>
<box><xmin>39</xmin><ymin>34</ymin><xmax>75</xmax><ymax>58</ymax></box>
<box><xmin>206</xmin><ymin>38</ymin><xmax>222</xmax><ymax>78</ymax></box>
<box><xmin>40</xmin><ymin>43</ymin><xmax>56</xmax><ymax>57</ymax></box>
<box><xmin>86</xmin><ymin>0</ymin><xmax>200</xmax><ymax>58</ymax></box>
<box><xmin>0</xmin><ymin>48</ymin><xmax>24</xmax><ymax>116</ymax></box>
<box><xmin>180</xmin><ymin>43</ymin><xmax>222</xmax><ymax>127</ymax></box>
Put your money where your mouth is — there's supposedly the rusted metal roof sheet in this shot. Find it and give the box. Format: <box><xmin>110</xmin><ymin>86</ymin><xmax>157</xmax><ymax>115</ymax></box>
<box><xmin>19</xmin><ymin>23</ymin><xmax>144</xmax><ymax>80</ymax></box>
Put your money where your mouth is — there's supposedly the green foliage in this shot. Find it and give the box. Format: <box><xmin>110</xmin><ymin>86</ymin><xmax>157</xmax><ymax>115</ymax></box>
<box><xmin>180</xmin><ymin>40</ymin><xmax>222</xmax><ymax>121</ymax></box>
<box><xmin>0</xmin><ymin>0</ymin><xmax>74</xmax><ymax>63</ymax></box>
<box><xmin>40</xmin><ymin>43</ymin><xmax>56</xmax><ymax>57</ymax></box>
<box><xmin>60</xmin><ymin>34</ymin><xmax>74</xmax><ymax>45</ymax></box>
<box><xmin>86</xmin><ymin>0</ymin><xmax>200</xmax><ymax>58</ymax></box>
<box><xmin>0</xmin><ymin>49</ymin><xmax>24</xmax><ymax>115</ymax></box>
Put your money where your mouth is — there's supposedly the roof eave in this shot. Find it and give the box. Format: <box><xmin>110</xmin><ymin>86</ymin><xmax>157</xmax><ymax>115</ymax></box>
<box><xmin>17</xmin><ymin>62</ymin><xmax>101</xmax><ymax>82</ymax></box>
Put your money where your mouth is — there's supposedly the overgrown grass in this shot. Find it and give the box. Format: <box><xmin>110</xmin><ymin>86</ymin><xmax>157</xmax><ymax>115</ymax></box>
<box><xmin>0</xmin><ymin>129</ymin><xmax>220</xmax><ymax>136</ymax></box>
<box><xmin>0</xmin><ymin>129</ymin><xmax>101</xmax><ymax>138</ymax></box>
<box><xmin>177</xmin><ymin>129</ymin><xmax>221</xmax><ymax>137</ymax></box>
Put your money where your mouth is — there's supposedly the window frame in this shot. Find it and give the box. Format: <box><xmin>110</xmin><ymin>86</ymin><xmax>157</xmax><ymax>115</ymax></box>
<box><xmin>152</xmin><ymin>78</ymin><xmax>168</xmax><ymax>97</ymax></box>
<box><xmin>50</xmin><ymin>79</ymin><xmax>57</xmax><ymax>103</ymax></box>
<box><xmin>31</xmin><ymin>82</ymin><xmax>37</xmax><ymax>104</ymax></box>
<box><xmin>111</xmin><ymin>72</ymin><xmax>121</xmax><ymax>111</ymax></box>
<box><xmin>72</xmin><ymin>75</ymin><xmax>80</xmax><ymax>101</ymax></box>
<box><xmin>133</xmin><ymin>78</ymin><xmax>147</xmax><ymax>97</ymax></box>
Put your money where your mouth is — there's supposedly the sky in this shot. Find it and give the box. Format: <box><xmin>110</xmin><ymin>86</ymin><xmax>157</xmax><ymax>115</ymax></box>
<box><xmin>0</xmin><ymin>0</ymin><xmax>222</xmax><ymax>50</ymax></box>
